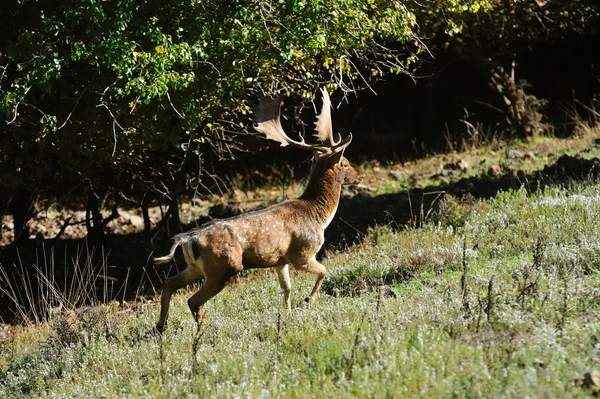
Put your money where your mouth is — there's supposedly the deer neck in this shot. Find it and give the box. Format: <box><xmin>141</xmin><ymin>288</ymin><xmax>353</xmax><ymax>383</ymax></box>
<box><xmin>299</xmin><ymin>168</ymin><xmax>341</xmax><ymax>228</ymax></box>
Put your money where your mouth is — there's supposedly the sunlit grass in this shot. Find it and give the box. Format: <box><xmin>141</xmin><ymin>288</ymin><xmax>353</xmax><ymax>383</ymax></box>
<box><xmin>2</xmin><ymin>182</ymin><xmax>600</xmax><ymax>398</ymax></box>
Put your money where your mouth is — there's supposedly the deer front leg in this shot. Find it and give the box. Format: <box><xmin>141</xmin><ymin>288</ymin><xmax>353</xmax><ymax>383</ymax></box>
<box><xmin>295</xmin><ymin>257</ymin><xmax>327</xmax><ymax>305</ymax></box>
<box><xmin>275</xmin><ymin>264</ymin><xmax>292</xmax><ymax>313</ymax></box>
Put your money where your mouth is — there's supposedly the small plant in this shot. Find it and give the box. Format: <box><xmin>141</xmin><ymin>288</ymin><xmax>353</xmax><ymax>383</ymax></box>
<box><xmin>436</xmin><ymin>193</ymin><xmax>480</xmax><ymax>228</ymax></box>
<box><xmin>323</xmin><ymin>225</ymin><xmax>464</xmax><ymax>296</ymax></box>
<box><xmin>0</xmin><ymin>243</ymin><xmax>130</xmax><ymax>325</ymax></box>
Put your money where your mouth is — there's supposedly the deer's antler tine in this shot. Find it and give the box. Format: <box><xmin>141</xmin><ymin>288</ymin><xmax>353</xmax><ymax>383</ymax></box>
<box><xmin>254</xmin><ymin>93</ymin><xmax>330</xmax><ymax>152</ymax></box>
<box><xmin>297</xmin><ymin>133</ymin><xmax>307</xmax><ymax>146</ymax></box>
<box><xmin>314</xmin><ymin>87</ymin><xmax>339</xmax><ymax>146</ymax></box>
<box><xmin>253</xmin><ymin>94</ymin><xmax>290</xmax><ymax>147</ymax></box>
<box><xmin>331</xmin><ymin>132</ymin><xmax>353</xmax><ymax>153</ymax></box>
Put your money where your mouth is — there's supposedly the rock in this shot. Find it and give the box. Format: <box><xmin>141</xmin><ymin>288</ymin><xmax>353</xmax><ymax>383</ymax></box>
<box><xmin>127</xmin><ymin>214</ymin><xmax>144</xmax><ymax>228</ymax></box>
<box><xmin>584</xmin><ymin>371</ymin><xmax>600</xmax><ymax>388</ymax></box>
<box><xmin>355</xmin><ymin>184</ymin><xmax>377</xmax><ymax>192</ymax></box>
<box><xmin>488</xmin><ymin>164</ymin><xmax>503</xmax><ymax>177</ymax></box>
<box><xmin>444</xmin><ymin>159</ymin><xmax>469</xmax><ymax>173</ymax></box>
<box><xmin>434</xmin><ymin>162</ymin><xmax>445</xmax><ymax>174</ymax></box>
<box><xmin>389</xmin><ymin>170</ymin><xmax>404</xmax><ymax>180</ymax></box>
<box><xmin>507</xmin><ymin>149</ymin><xmax>524</xmax><ymax>159</ymax></box>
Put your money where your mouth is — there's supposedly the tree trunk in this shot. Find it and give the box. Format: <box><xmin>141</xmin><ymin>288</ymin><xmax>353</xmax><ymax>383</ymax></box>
<box><xmin>86</xmin><ymin>187</ymin><xmax>119</xmax><ymax>246</ymax></box>
<box><xmin>8</xmin><ymin>188</ymin><xmax>36</xmax><ymax>244</ymax></box>
<box><xmin>86</xmin><ymin>189</ymin><xmax>103</xmax><ymax>246</ymax></box>
<box><xmin>142</xmin><ymin>194</ymin><xmax>152</xmax><ymax>244</ymax></box>
<box><xmin>167</xmin><ymin>186</ymin><xmax>182</xmax><ymax>235</ymax></box>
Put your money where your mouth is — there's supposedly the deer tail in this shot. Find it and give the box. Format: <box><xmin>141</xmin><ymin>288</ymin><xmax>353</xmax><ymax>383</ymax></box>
<box><xmin>153</xmin><ymin>233</ymin><xmax>190</xmax><ymax>264</ymax></box>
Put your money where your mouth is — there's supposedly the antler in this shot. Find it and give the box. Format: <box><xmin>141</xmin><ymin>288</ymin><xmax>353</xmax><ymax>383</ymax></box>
<box><xmin>253</xmin><ymin>89</ymin><xmax>352</xmax><ymax>153</ymax></box>
<box><xmin>253</xmin><ymin>94</ymin><xmax>330</xmax><ymax>152</ymax></box>
<box><xmin>314</xmin><ymin>87</ymin><xmax>340</xmax><ymax>147</ymax></box>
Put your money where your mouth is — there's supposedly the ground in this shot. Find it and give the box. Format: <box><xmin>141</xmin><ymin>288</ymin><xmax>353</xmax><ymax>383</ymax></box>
<box><xmin>1</xmin><ymin>127</ymin><xmax>600</xmax><ymax>397</ymax></box>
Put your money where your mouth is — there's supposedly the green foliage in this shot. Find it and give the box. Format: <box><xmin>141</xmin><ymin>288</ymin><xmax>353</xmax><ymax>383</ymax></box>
<box><xmin>1</xmin><ymin>0</ymin><xmax>599</xmax><ymax>230</ymax></box>
<box><xmin>0</xmin><ymin>0</ymin><xmax>423</xmax><ymax>199</ymax></box>
<box><xmin>414</xmin><ymin>0</ymin><xmax>600</xmax><ymax>49</ymax></box>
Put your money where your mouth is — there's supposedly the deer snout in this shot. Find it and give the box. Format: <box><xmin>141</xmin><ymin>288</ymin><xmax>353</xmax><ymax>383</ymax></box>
<box><xmin>354</xmin><ymin>171</ymin><xmax>364</xmax><ymax>184</ymax></box>
<box><xmin>344</xmin><ymin>166</ymin><xmax>363</xmax><ymax>185</ymax></box>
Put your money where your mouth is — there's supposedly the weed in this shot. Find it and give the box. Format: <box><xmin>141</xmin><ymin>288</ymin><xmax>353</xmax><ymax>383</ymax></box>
<box><xmin>0</xmin><ymin>243</ymin><xmax>130</xmax><ymax>325</ymax></box>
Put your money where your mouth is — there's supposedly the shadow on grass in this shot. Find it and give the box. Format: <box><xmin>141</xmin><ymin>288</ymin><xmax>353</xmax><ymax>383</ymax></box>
<box><xmin>327</xmin><ymin>154</ymin><xmax>600</xmax><ymax>248</ymax></box>
<box><xmin>0</xmin><ymin>154</ymin><xmax>599</xmax><ymax>323</ymax></box>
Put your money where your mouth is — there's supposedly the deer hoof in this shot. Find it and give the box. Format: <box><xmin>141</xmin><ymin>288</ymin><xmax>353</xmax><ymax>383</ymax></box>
<box><xmin>138</xmin><ymin>326</ymin><xmax>162</xmax><ymax>342</ymax></box>
<box><xmin>188</xmin><ymin>299</ymin><xmax>198</xmax><ymax>316</ymax></box>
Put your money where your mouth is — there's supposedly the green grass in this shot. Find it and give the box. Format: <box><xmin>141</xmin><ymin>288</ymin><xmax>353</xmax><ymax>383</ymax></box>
<box><xmin>358</xmin><ymin>128</ymin><xmax>600</xmax><ymax>195</ymax></box>
<box><xmin>2</xmin><ymin>182</ymin><xmax>600</xmax><ymax>398</ymax></box>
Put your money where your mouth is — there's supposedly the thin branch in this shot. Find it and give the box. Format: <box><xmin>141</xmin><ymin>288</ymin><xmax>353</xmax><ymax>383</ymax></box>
<box><xmin>129</xmin><ymin>96</ymin><xmax>140</xmax><ymax>114</ymax></box>
<box><xmin>52</xmin><ymin>216</ymin><xmax>73</xmax><ymax>242</ymax></box>
<box><xmin>112</xmin><ymin>119</ymin><xmax>118</xmax><ymax>157</ymax></box>
<box><xmin>0</xmin><ymin>61</ymin><xmax>9</xmax><ymax>86</ymax></box>
<box><xmin>166</xmin><ymin>91</ymin><xmax>186</xmax><ymax>119</ymax></box>
<box><xmin>58</xmin><ymin>88</ymin><xmax>88</xmax><ymax>130</ymax></box>
<box><xmin>6</xmin><ymin>86</ymin><xmax>32</xmax><ymax>125</ymax></box>
<box><xmin>192</xmin><ymin>61</ymin><xmax>222</xmax><ymax>77</ymax></box>
<box><xmin>95</xmin><ymin>82</ymin><xmax>126</xmax><ymax>157</ymax></box>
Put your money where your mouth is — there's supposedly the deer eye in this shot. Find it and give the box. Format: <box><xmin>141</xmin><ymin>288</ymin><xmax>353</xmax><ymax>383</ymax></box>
<box><xmin>342</xmin><ymin>163</ymin><xmax>349</xmax><ymax>169</ymax></box>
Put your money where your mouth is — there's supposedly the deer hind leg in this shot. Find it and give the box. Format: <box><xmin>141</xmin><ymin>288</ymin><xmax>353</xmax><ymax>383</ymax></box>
<box><xmin>275</xmin><ymin>264</ymin><xmax>292</xmax><ymax>313</ymax></box>
<box><xmin>295</xmin><ymin>257</ymin><xmax>327</xmax><ymax>305</ymax></box>
<box><xmin>156</xmin><ymin>268</ymin><xmax>203</xmax><ymax>333</ymax></box>
<box><xmin>187</xmin><ymin>269</ymin><xmax>237</xmax><ymax>323</ymax></box>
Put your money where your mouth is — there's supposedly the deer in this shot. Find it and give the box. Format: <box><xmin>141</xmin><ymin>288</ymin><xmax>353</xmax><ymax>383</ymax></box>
<box><xmin>152</xmin><ymin>87</ymin><xmax>363</xmax><ymax>333</ymax></box>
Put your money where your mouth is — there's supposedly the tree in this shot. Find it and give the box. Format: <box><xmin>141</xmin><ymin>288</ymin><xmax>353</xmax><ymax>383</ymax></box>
<box><xmin>0</xmin><ymin>0</ymin><xmax>422</xmax><ymax>243</ymax></box>
<box><xmin>410</xmin><ymin>0</ymin><xmax>600</xmax><ymax>138</ymax></box>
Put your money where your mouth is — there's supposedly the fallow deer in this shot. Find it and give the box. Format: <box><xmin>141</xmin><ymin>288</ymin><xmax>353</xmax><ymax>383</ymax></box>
<box><xmin>153</xmin><ymin>88</ymin><xmax>362</xmax><ymax>333</ymax></box>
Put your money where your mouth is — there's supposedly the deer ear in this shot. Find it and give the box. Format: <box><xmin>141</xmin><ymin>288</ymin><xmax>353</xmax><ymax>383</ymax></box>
<box><xmin>312</xmin><ymin>150</ymin><xmax>320</xmax><ymax>162</ymax></box>
<box><xmin>314</xmin><ymin>145</ymin><xmax>345</xmax><ymax>163</ymax></box>
<box><xmin>328</xmin><ymin>147</ymin><xmax>345</xmax><ymax>164</ymax></box>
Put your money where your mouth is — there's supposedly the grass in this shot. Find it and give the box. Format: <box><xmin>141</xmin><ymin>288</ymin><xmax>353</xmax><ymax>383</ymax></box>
<box><xmin>359</xmin><ymin>127</ymin><xmax>600</xmax><ymax>194</ymax></box>
<box><xmin>2</xmin><ymin>179</ymin><xmax>600</xmax><ymax>398</ymax></box>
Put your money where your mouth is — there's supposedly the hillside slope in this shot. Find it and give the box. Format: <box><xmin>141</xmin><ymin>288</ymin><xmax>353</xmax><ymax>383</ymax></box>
<box><xmin>2</xmin><ymin>177</ymin><xmax>600</xmax><ymax>397</ymax></box>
